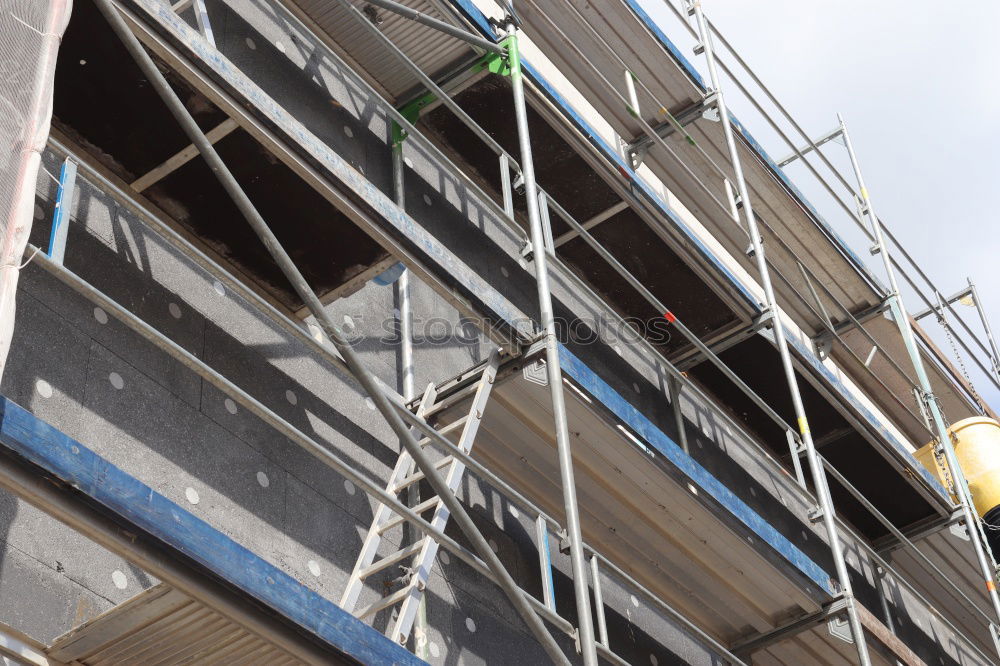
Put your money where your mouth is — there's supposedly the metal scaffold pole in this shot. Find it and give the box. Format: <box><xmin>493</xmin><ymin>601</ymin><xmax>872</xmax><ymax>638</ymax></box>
<box><xmin>685</xmin><ymin>3</ymin><xmax>872</xmax><ymax>663</ymax></box>
<box><xmin>92</xmin><ymin>0</ymin><xmax>567</xmax><ymax>661</ymax></box>
<box><xmin>504</xmin><ymin>13</ymin><xmax>599</xmax><ymax>666</ymax></box>
<box><xmin>391</xmin><ymin>139</ymin><xmax>415</xmax><ymax>406</ymax></box>
<box><xmin>839</xmin><ymin>113</ymin><xmax>1000</xmax><ymax>650</ymax></box>
<box><xmin>391</xmin><ymin>130</ymin><xmax>430</xmax><ymax>659</ymax></box>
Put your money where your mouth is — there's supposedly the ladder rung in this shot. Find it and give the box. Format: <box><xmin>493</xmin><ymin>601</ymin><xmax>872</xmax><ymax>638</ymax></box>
<box><xmin>392</xmin><ymin>456</ymin><xmax>455</xmax><ymax>493</ymax></box>
<box><xmin>416</xmin><ymin>415</ymin><xmax>468</xmax><ymax>447</ymax></box>
<box><xmin>378</xmin><ymin>496</ymin><xmax>442</xmax><ymax>535</ymax></box>
<box><xmin>421</xmin><ymin>379</ymin><xmax>483</xmax><ymax>419</ymax></box>
<box><xmin>354</xmin><ymin>584</ymin><xmax>416</xmax><ymax>620</ymax></box>
<box><xmin>342</xmin><ymin>350</ymin><xmax>502</xmax><ymax>623</ymax></box>
<box><xmin>357</xmin><ymin>539</ymin><xmax>426</xmax><ymax>581</ymax></box>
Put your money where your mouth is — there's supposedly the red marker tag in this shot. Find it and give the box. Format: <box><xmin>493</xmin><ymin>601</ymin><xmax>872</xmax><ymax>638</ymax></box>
<box><xmin>663</xmin><ymin>311</ymin><xmax>676</xmax><ymax>324</ymax></box>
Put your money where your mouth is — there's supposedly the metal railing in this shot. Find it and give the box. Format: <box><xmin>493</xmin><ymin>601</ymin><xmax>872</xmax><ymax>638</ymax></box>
<box><xmin>251</xmin><ymin>0</ymin><xmax>996</xmax><ymax>658</ymax></box>
<box><xmin>547</xmin><ymin>0</ymin><xmax>942</xmax><ymax>437</ymax></box>
<box><xmin>651</xmin><ymin>0</ymin><xmax>1000</xmax><ymax>402</ymax></box>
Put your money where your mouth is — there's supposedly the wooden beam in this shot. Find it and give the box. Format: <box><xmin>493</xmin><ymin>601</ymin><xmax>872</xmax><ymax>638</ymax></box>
<box><xmin>856</xmin><ymin>602</ymin><xmax>927</xmax><ymax>666</ymax></box>
<box><xmin>130</xmin><ymin>118</ymin><xmax>238</xmax><ymax>192</ymax></box>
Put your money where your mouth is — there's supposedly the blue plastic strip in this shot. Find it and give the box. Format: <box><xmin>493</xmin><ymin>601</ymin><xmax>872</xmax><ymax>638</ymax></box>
<box><xmin>372</xmin><ymin>261</ymin><xmax>406</xmax><ymax>285</ymax></box>
<box><xmin>448</xmin><ymin>0</ymin><xmax>494</xmax><ymax>37</ymax></box>
<box><xmin>0</xmin><ymin>397</ymin><xmax>423</xmax><ymax>666</ymax></box>
<box><xmin>541</xmin><ymin>526</ymin><xmax>556</xmax><ymax>613</ymax></box>
<box><xmin>557</xmin><ymin>345</ymin><xmax>836</xmax><ymax>595</ymax></box>
<box><xmin>48</xmin><ymin>158</ymin><xmax>77</xmax><ymax>264</ymax></box>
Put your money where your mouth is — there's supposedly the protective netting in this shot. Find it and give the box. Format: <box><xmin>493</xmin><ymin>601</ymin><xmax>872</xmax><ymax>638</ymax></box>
<box><xmin>0</xmin><ymin>0</ymin><xmax>71</xmax><ymax>379</ymax></box>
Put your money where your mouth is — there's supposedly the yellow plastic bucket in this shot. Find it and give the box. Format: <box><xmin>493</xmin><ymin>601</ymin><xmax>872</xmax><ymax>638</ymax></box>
<box><xmin>914</xmin><ymin>416</ymin><xmax>1000</xmax><ymax>517</ymax></box>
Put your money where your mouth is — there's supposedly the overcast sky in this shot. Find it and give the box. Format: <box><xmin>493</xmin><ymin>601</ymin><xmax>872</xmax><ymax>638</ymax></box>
<box><xmin>638</xmin><ymin>0</ymin><xmax>1000</xmax><ymax>412</ymax></box>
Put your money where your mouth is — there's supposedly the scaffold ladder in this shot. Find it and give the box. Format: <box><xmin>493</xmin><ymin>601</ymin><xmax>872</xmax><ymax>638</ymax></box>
<box><xmin>340</xmin><ymin>349</ymin><xmax>501</xmax><ymax>644</ymax></box>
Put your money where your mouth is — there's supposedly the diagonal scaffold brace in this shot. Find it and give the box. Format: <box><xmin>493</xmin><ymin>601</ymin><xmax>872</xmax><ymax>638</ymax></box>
<box><xmin>90</xmin><ymin>0</ymin><xmax>569</xmax><ymax>662</ymax></box>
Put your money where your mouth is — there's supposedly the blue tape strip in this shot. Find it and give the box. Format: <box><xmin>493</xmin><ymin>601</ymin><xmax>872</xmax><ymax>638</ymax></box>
<box><xmin>0</xmin><ymin>397</ymin><xmax>423</xmax><ymax>666</ymax></box>
<box><xmin>557</xmin><ymin>345</ymin><xmax>836</xmax><ymax>595</ymax></box>
<box><xmin>48</xmin><ymin>159</ymin><xmax>74</xmax><ymax>259</ymax></box>
<box><xmin>448</xmin><ymin>0</ymin><xmax>494</xmax><ymax>36</ymax></box>
<box><xmin>541</xmin><ymin>527</ymin><xmax>556</xmax><ymax>613</ymax></box>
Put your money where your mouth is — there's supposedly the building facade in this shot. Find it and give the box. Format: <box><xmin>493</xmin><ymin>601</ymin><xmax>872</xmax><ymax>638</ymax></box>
<box><xmin>0</xmin><ymin>0</ymin><xmax>996</xmax><ymax>664</ymax></box>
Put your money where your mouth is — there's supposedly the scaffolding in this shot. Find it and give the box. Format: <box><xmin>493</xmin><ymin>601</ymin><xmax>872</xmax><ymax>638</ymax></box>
<box><xmin>2</xmin><ymin>0</ymin><xmax>999</xmax><ymax>664</ymax></box>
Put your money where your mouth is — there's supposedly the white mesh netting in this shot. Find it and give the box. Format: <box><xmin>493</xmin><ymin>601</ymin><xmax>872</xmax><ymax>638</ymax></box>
<box><xmin>0</xmin><ymin>0</ymin><xmax>71</xmax><ymax>379</ymax></box>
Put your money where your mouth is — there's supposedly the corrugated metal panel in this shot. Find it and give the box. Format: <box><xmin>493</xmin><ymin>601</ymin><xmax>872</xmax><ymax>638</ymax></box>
<box><xmin>47</xmin><ymin>585</ymin><xmax>305</xmax><ymax>666</ymax></box>
<box><xmin>289</xmin><ymin>0</ymin><xmax>478</xmax><ymax>100</ymax></box>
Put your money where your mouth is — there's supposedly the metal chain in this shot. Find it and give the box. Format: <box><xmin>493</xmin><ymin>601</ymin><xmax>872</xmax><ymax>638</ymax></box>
<box><xmin>937</xmin><ymin>308</ymin><xmax>986</xmax><ymax>413</ymax></box>
<box><xmin>926</xmin><ymin>299</ymin><xmax>1000</xmax><ymax>573</ymax></box>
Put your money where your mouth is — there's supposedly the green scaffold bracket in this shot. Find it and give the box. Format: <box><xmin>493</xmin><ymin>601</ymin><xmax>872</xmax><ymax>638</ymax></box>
<box><xmin>393</xmin><ymin>36</ymin><xmax>514</xmax><ymax>146</ymax></box>
<box><xmin>471</xmin><ymin>35</ymin><xmax>514</xmax><ymax>77</ymax></box>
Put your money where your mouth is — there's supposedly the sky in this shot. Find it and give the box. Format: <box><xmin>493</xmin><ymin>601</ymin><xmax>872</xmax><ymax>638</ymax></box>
<box><xmin>638</xmin><ymin>0</ymin><xmax>1000</xmax><ymax>412</ymax></box>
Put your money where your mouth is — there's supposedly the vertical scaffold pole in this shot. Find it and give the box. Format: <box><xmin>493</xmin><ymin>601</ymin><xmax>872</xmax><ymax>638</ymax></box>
<box><xmin>505</xmin><ymin>16</ymin><xmax>599</xmax><ymax>666</ymax></box>
<box><xmin>391</xmin><ymin>128</ymin><xmax>416</xmax><ymax>407</ymax></box>
<box><xmin>839</xmin><ymin>113</ymin><xmax>1000</xmax><ymax>646</ymax></box>
<box><xmin>391</xmin><ymin>126</ymin><xmax>428</xmax><ymax>658</ymax></box>
<box><xmin>685</xmin><ymin>3</ymin><xmax>871</xmax><ymax>663</ymax></box>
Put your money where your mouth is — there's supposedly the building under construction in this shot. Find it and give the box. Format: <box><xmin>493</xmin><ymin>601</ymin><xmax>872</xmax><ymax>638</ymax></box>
<box><xmin>2</xmin><ymin>0</ymin><xmax>1000</xmax><ymax>664</ymax></box>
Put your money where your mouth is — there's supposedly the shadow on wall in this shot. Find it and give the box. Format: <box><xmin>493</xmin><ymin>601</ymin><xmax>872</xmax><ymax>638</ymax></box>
<box><xmin>423</xmin><ymin>476</ymin><xmax>716</xmax><ymax>665</ymax></box>
<box><xmin>2</xmin><ymin>190</ymin><xmax>400</xmax><ymax>596</ymax></box>
<box><xmin>0</xmin><ymin>164</ymin><xmax>503</xmax><ymax>650</ymax></box>
<box><xmin>882</xmin><ymin>574</ymin><xmax>984</xmax><ymax>666</ymax></box>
